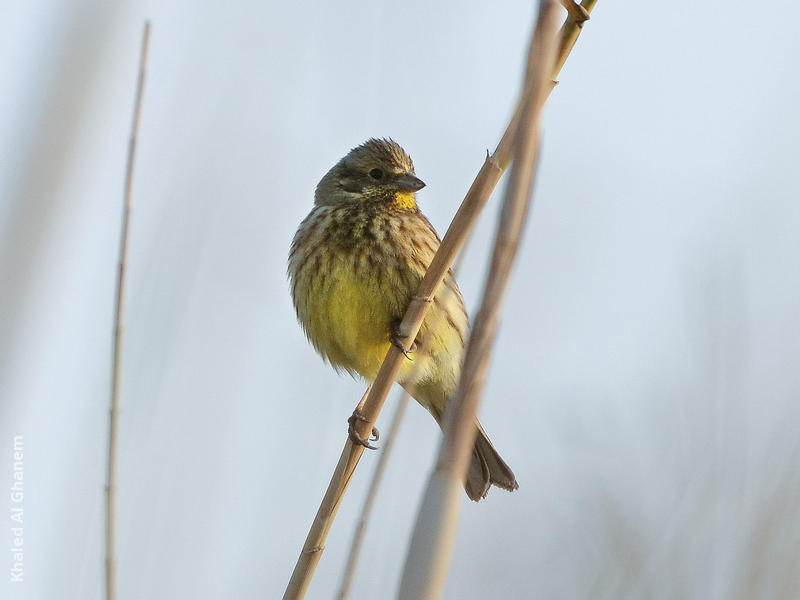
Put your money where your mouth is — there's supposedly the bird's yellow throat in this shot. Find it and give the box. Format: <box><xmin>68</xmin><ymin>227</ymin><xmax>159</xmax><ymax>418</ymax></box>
<box><xmin>393</xmin><ymin>191</ymin><xmax>417</xmax><ymax>211</ymax></box>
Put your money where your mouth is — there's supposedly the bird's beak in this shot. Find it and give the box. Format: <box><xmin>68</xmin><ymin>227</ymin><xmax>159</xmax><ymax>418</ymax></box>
<box><xmin>396</xmin><ymin>174</ymin><xmax>426</xmax><ymax>192</ymax></box>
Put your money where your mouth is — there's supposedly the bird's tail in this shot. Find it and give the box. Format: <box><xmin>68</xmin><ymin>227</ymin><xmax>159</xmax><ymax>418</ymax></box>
<box><xmin>404</xmin><ymin>380</ymin><xmax>518</xmax><ymax>501</ymax></box>
<box><xmin>464</xmin><ymin>420</ymin><xmax>518</xmax><ymax>501</ymax></box>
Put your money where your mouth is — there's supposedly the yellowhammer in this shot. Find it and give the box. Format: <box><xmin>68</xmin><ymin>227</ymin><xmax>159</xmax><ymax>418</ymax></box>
<box><xmin>288</xmin><ymin>138</ymin><xmax>517</xmax><ymax>501</ymax></box>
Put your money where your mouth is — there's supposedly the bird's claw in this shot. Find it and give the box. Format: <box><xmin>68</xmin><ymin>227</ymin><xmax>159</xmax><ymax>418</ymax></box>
<box><xmin>348</xmin><ymin>412</ymin><xmax>379</xmax><ymax>450</ymax></box>
<box><xmin>396</xmin><ymin>343</ymin><xmax>414</xmax><ymax>361</ymax></box>
<box><xmin>390</xmin><ymin>322</ymin><xmax>418</xmax><ymax>361</ymax></box>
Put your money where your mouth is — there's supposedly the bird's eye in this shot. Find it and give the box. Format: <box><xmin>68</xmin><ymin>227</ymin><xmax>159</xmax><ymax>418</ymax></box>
<box><xmin>369</xmin><ymin>168</ymin><xmax>384</xmax><ymax>180</ymax></box>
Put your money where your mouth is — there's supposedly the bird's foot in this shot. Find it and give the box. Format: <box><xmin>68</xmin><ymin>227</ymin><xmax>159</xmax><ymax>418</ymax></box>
<box><xmin>347</xmin><ymin>411</ymin><xmax>379</xmax><ymax>450</ymax></box>
<box><xmin>390</xmin><ymin>320</ymin><xmax>418</xmax><ymax>361</ymax></box>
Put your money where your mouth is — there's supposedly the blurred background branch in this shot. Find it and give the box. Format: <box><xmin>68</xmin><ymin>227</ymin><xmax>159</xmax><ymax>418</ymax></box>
<box><xmin>397</xmin><ymin>3</ymin><xmax>560</xmax><ymax>597</ymax></box>
<box><xmin>106</xmin><ymin>19</ymin><xmax>150</xmax><ymax>600</ymax></box>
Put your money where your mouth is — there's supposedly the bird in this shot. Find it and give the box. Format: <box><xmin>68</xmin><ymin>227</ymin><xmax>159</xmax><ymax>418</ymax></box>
<box><xmin>288</xmin><ymin>138</ymin><xmax>518</xmax><ymax>501</ymax></box>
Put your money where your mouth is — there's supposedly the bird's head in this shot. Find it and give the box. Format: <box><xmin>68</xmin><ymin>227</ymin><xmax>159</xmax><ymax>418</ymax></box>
<box><xmin>315</xmin><ymin>138</ymin><xmax>425</xmax><ymax>210</ymax></box>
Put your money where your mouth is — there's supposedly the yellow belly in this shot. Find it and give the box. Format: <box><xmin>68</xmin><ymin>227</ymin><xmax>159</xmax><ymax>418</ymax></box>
<box><xmin>298</xmin><ymin>252</ymin><xmax>404</xmax><ymax>380</ymax></box>
<box><xmin>290</xmin><ymin>205</ymin><xmax>469</xmax><ymax>404</ymax></box>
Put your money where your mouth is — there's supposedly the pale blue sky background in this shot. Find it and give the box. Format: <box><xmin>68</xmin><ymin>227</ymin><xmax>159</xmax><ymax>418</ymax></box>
<box><xmin>3</xmin><ymin>1</ymin><xmax>800</xmax><ymax>598</ymax></box>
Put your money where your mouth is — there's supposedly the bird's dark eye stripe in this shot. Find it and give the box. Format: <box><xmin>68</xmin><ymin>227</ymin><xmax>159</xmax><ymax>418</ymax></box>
<box><xmin>369</xmin><ymin>168</ymin><xmax>383</xmax><ymax>180</ymax></box>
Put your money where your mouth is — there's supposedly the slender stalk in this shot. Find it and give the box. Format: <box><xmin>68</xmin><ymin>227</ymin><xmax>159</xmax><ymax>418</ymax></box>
<box><xmin>283</xmin><ymin>2</ymin><xmax>597</xmax><ymax>596</ymax></box>
<box><xmin>106</xmin><ymin>20</ymin><xmax>151</xmax><ymax>600</ymax></box>
<box><xmin>440</xmin><ymin>5</ymin><xmax>558</xmax><ymax>492</ymax></box>
<box><xmin>337</xmin><ymin>390</ymin><xmax>410</xmax><ymax>599</ymax></box>
<box><xmin>554</xmin><ymin>0</ymin><xmax>598</xmax><ymax>77</ymax></box>
<box><xmin>556</xmin><ymin>0</ymin><xmax>590</xmax><ymax>28</ymax></box>
<box><xmin>397</xmin><ymin>3</ymin><xmax>561</xmax><ymax>598</ymax></box>
<box><xmin>337</xmin><ymin>254</ymin><xmax>470</xmax><ymax>600</ymax></box>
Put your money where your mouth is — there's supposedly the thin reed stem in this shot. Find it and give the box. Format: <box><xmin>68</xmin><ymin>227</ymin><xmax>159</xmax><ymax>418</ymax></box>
<box><xmin>106</xmin><ymin>20</ymin><xmax>151</xmax><ymax>600</ymax></box>
<box><xmin>337</xmin><ymin>250</ymin><xmax>471</xmax><ymax>599</ymax></box>
<box><xmin>397</xmin><ymin>3</ymin><xmax>561</xmax><ymax>597</ymax></box>
<box><xmin>336</xmin><ymin>391</ymin><xmax>410</xmax><ymax>599</ymax></box>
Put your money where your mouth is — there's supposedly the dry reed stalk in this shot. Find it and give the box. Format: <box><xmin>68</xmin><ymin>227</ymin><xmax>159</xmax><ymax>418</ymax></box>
<box><xmin>441</xmin><ymin>3</ymin><xmax>559</xmax><ymax>499</ymax></box>
<box><xmin>106</xmin><ymin>20</ymin><xmax>151</xmax><ymax>600</ymax></box>
<box><xmin>336</xmin><ymin>389</ymin><xmax>411</xmax><ymax>600</ymax></box>
<box><xmin>283</xmin><ymin>2</ymin><xmax>597</xmax><ymax>597</ymax></box>
<box><xmin>555</xmin><ymin>0</ymin><xmax>597</xmax><ymax>76</ymax></box>
<box><xmin>337</xmin><ymin>269</ymin><xmax>466</xmax><ymax>599</ymax></box>
<box><xmin>397</xmin><ymin>3</ymin><xmax>560</xmax><ymax>597</ymax></box>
